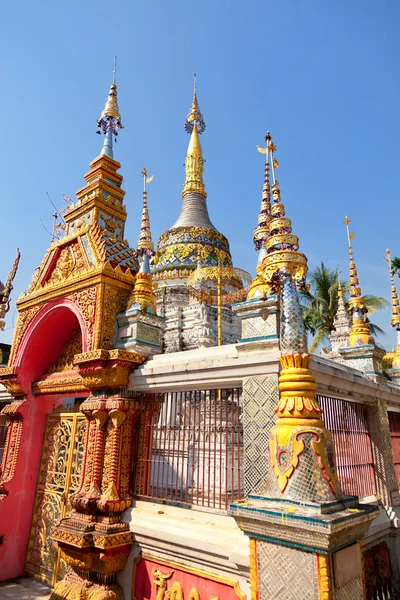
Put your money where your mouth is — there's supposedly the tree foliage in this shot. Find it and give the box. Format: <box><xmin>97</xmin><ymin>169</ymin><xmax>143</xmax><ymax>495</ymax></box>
<box><xmin>301</xmin><ymin>262</ymin><xmax>389</xmax><ymax>352</ymax></box>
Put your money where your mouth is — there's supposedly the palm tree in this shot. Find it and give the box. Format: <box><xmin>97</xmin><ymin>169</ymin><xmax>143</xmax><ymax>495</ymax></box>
<box><xmin>392</xmin><ymin>256</ymin><xmax>400</xmax><ymax>278</ymax></box>
<box><xmin>301</xmin><ymin>262</ymin><xmax>388</xmax><ymax>352</ymax></box>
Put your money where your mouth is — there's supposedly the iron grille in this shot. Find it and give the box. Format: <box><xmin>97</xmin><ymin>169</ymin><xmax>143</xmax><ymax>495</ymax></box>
<box><xmin>135</xmin><ymin>388</ymin><xmax>243</xmax><ymax>510</ymax></box>
<box><xmin>318</xmin><ymin>394</ymin><xmax>376</xmax><ymax>498</ymax></box>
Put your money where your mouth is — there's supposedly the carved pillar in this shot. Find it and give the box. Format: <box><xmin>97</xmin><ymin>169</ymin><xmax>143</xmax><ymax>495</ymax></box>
<box><xmin>50</xmin><ymin>349</ymin><xmax>159</xmax><ymax>600</ymax></box>
<box><xmin>0</xmin><ymin>399</ymin><xmax>26</xmax><ymax>497</ymax></box>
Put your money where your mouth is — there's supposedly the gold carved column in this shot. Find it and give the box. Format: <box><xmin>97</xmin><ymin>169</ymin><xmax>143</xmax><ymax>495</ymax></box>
<box><xmin>51</xmin><ymin>350</ymin><xmax>159</xmax><ymax>600</ymax></box>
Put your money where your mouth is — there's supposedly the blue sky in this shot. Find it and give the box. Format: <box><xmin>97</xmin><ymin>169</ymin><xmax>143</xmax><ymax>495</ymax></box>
<box><xmin>1</xmin><ymin>0</ymin><xmax>399</xmax><ymax>349</ymax></box>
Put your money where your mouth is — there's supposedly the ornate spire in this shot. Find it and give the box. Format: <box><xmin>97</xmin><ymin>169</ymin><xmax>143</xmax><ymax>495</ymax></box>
<box><xmin>247</xmin><ymin>133</ymin><xmax>341</xmax><ymax>501</ymax></box>
<box><xmin>127</xmin><ymin>252</ymin><xmax>156</xmax><ymax>314</ymax></box>
<box><xmin>0</xmin><ymin>249</ymin><xmax>21</xmax><ymax>331</ymax></box>
<box><xmin>255</xmin><ymin>133</ymin><xmax>308</xmax><ymax>293</ymax></box>
<box><xmin>344</xmin><ymin>217</ymin><xmax>374</xmax><ymax>346</ymax></box>
<box><xmin>182</xmin><ymin>75</ymin><xmax>207</xmax><ymax>198</ymax></box>
<box><xmin>329</xmin><ymin>278</ymin><xmax>350</xmax><ymax>352</ymax></box>
<box><xmin>137</xmin><ymin>168</ymin><xmax>155</xmax><ymax>256</ymax></box>
<box><xmin>97</xmin><ymin>57</ymin><xmax>123</xmax><ymax>158</ymax></box>
<box><xmin>253</xmin><ymin>132</ymin><xmax>272</xmax><ymax>252</ymax></box>
<box><xmin>385</xmin><ymin>249</ymin><xmax>400</xmax><ymax>331</ymax></box>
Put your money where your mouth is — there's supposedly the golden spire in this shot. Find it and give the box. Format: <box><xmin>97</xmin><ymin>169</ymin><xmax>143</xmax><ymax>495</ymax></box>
<box><xmin>256</xmin><ymin>133</ymin><xmax>308</xmax><ymax>291</ymax></box>
<box><xmin>137</xmin><ymin>168</ymin><xmax>155</xmax><ymax>256</ymax></box>
<box><xmin>344</xmin><ymin>217</ymin><xmax>374</xmax><ymax>346</ymax></box>
<box><xmin>253</xmin><ymin>131</ymin><xmax>272</xmax><ymax>250</ymax></box>
<box><xmin>385</xmin><ymin>249</ymin><xmax>400</xmax><ymax>330</ymax></box>
<box><xmin>182</xmin><ymin>75</ymin><xmax>207</xmax><ymax>198</ymax></box>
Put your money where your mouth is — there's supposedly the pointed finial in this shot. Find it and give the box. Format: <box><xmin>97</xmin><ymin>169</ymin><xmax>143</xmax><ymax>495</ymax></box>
<box><xmin>344</xmin><ymin>217</ymin><xmax>373</xmax><ymax>345</ymax></box>
<box><xmin>182</xmin><ymin>77</ymin><xmax>207</xmax><ymax>197</ymax></box>
<box><xmin>254</xmin><ymin>130</ymin><xmax>273</xmax><ymax>251</ymax></box>
<box><xmin>385</xmin><ymin>249</ymin><xmax>400</xmax><ymax>330</ymax></box>
<box><xmin>137</xmin><ymin>168</ymin><xmax>155</xmax><ymax>257</ymax></box>
<box><xmin>185</xmin><ymin>73</ymin><xmax>206</xmax><ymax>134</ymax></box>
<box><xmin>344</xmin><ymin>216</ymin><xmax>363</xmax><ymax>303</ymax></box>
<box><xmin>97</xmin><ymin>57</ymin><xmax>123</xmax><ymax>158</ymax></box>
<box><xmin>113</xmin><ymin>55</ymin><xmax>117</xmax><ymax>85</ymax></box>
<box><xmin>255</xmin><ymin>131</ymin><xmax>307</xmax><ymax>292</ymax></box>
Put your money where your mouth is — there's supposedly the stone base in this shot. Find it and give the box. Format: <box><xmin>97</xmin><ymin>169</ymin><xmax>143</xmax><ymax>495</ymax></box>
<box><xmin>231</xmin><ymin>494</ymin><xmax>377</xmax><ymax>554</ymax></box>
<box><xmin>117</xmin><ymin>308</ymin><xmax>164</xmax><ymax>355</ymax></box>
<box><xmin>388</xmin><ymin>367</ymin><xmax>400</xmax><ymax>384</ymax></box>
<box><xmin>233</xmin><ymin>296</ymin><xmax>279</xmax><ymax>346</ymax></box>
<box><xmin>231</xmin><ymin>495</ymin><xmax>378</xmax><ymax>600</ymax></box>
<box><xmin>339</xmin><ymin>344</ymin><xmax>386</xmax><ymax>381</ymax></box>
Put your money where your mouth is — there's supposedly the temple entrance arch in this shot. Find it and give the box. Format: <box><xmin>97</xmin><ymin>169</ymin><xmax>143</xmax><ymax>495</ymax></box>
<box><xmin>0</xmin><ymin>299</ymin><xmax>89</xmax><ymax>582</ymax></box>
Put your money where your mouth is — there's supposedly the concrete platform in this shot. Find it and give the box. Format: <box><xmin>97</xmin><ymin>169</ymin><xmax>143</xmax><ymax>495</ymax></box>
<box><xmin>0</xmin><ymin>578</ymin><xmax>51</xmax><ymax>600</ymax></box>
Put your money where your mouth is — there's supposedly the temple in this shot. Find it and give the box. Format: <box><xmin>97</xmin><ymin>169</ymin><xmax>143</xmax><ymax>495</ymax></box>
<box><xmin>1</xmin><ymin>68</ymin><xmax>400</xmax><ymax>600</ymax></box>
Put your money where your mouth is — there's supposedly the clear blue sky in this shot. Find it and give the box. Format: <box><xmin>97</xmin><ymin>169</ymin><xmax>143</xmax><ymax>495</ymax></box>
<box><xmin>1</xmin><ymin>0</ymin><xmax>399</xmax><ymax>349</ymax></box>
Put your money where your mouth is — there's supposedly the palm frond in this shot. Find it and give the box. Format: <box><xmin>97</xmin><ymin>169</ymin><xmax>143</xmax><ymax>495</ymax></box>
<box><xmin>310</xmin><ymin>329</ymin><xmax>330</xmax><ymax>353</ymax></box>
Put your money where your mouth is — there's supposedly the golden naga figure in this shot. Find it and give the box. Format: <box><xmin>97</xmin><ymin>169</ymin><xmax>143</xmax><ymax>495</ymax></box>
<box><xmin>153</xmin><ymin>569</ymin><xmax>219</xmax><ymax>600</ymax></box>
<box><xmin>0</xmin><ymin>248</ymin><xmax>21</xmax><ymax>330</ymax></box>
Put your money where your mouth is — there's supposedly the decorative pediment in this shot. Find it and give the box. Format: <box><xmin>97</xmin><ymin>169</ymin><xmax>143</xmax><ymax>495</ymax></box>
<box><xmin>43</xmin><ymin>240</ymin><xmax>90</xmax><ymax>286</ymax></box>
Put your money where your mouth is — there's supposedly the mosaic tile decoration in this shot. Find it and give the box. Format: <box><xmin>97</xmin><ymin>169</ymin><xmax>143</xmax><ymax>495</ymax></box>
<box><xmin>257</xmin><ymin>540</ymin><xmax>317</xmax><ymax>600</ymax></box>
<box><xmin>241</xmin><ymin>313</ymin><xmax>278</xmax><ymax>342</ymax></box>
<box><xmin>243</xmin><ymin>375</ymin><xmax>279</xmax><ymax>496</ymax></box>
<box><xmin>279</xmin><ymin>431</ymin><xmax>338</xmax><ymax>503</ymax></box>
<box><xmin>334</xmin><ymin>576</ymin><xmax>364</xmax><ymax>600</ymax></box>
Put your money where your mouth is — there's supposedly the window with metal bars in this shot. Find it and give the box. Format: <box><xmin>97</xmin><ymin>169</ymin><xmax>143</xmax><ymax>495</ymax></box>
<box><xmin>134</xmin><ymin>388</ymin><xmax>243</xmax><ymax>510</ymax></box>
<box><xmin>388</xmin><ymin>411</ymin><xmax>400</xmax><ymax>488</ymax></box>
<box><xmin>318</xmin><ymin>394</ymin><xmax>376</xmax><ymax>498</ymax></box>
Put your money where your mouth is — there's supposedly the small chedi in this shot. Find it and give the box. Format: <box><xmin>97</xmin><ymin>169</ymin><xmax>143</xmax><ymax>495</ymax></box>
<box><xmin>152</xmin><ymin>77</ymin><xmax>239</xmax><ymax>351</ymax></box>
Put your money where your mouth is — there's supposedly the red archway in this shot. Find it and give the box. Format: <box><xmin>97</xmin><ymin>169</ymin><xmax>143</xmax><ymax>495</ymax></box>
<box><xmin>0</xmin><ymin>298</ymin><xmax>88</xmax><ymax>581</ymax></box>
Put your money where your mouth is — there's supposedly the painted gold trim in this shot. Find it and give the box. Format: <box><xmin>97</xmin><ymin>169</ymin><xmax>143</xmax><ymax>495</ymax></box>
<box><xmin>317</xmin><ymin>554</ymin><xmax>333</xmax><ymax>600</ymax></box>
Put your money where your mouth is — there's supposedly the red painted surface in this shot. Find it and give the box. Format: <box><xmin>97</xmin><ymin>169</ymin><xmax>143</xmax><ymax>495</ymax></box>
<box><xmin>134</xmin><ymin>557</ymin><xmax>243</xmax><ymax>600</ymax></box>
<box><xmin>0</xmin><ymin>299</ymin><xmax>87</xmax><ymax>581</ymax></box>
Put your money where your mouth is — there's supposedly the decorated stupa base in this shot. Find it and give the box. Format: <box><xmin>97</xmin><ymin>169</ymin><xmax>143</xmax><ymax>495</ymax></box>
<box><xmin>233</xmin><ymin>294</ymin><xmax>279</xmax><ymax>351</ymax></box>
<box><xmin>338</xmin><ymin>343</ymin><xmax>386</xmax><ymax>382</ymax></box>
<box><xmin>117</xmin><ymin>306</ymin><xmax>164</xmax><ymax>355</ymax></box>
<box><xmin>387</xmin><ymin>346</ymin><xmax>400</xmax><ymax>384</ymax></box>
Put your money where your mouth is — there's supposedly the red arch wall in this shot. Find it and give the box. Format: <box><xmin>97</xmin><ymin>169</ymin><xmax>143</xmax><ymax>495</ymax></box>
<box><xmin>0</xmin><ymin>298</ymin><xmax>88</xmax><ymax>581</ymax></box>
